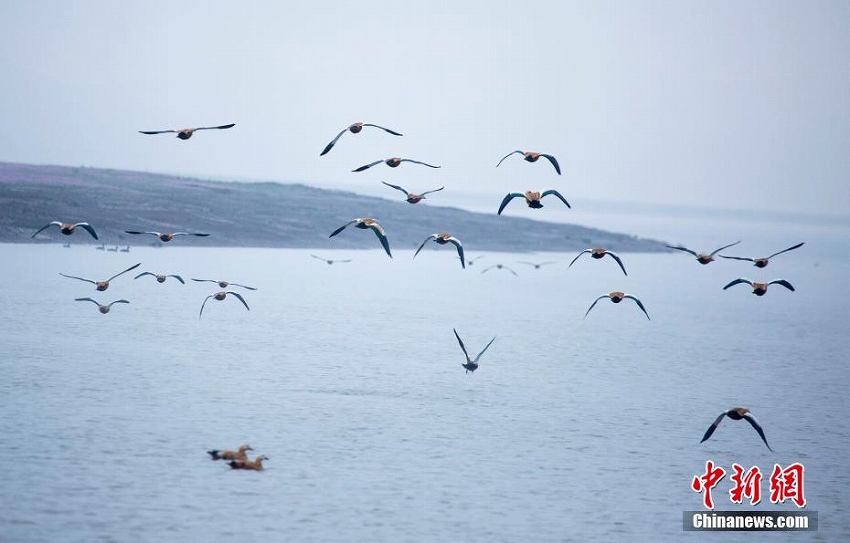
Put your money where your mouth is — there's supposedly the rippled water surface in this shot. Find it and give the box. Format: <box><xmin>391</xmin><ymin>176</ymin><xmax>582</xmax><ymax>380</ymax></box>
<box><xmin>2</xmin><ymin>223</ymin><xmax>848</xmax><ymax>541</ymax></box>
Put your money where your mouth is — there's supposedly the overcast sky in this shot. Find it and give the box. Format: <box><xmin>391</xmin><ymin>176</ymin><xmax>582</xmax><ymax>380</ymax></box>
<box><xmin>1</xmin><ymin>1</ymin><xmax>847</xmax><ymax>216</ymax></box>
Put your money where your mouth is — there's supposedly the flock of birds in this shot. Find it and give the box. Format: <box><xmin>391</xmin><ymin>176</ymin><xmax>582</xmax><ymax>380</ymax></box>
<box><xmin>28</xmin><ymin>120</ymin><xmax>807</xmax><ymax>463</ymax></box>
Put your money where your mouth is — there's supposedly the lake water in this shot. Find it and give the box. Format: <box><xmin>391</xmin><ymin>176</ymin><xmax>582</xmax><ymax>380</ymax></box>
<box><xmin>1</xmin><ymin>214</ymin><xmax>848</xmax><ymax>541</ymax></box>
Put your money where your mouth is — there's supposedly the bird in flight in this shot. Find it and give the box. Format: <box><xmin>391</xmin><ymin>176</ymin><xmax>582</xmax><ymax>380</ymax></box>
<box><xmin>718</xmin><ymin>242</ymin><xmax>804</xmax><ymax>268</ymax></box>
<box><xmin>135</xmin><ymin>272</ymin><xmax>185</xmax><ymax>284</ymax></box>
<box><xmin>138</xmin><ymin>123</ymin><xmax>235</xmax><ymax>140</ymax></box>
<box><xmin>381</xmin><ymin>182</ymin><xmax>444</xmax><ymax>204</ymax></box>
<box><xmin>353</xmin><ymin>157</ymin><xmax>440</xmax><ymax>172</ymax></box>
<box><xmin>32</xmin><ymin>221</ymin><xmax>98</xmax><ymax>240</ymax></box>
<box><xmin>320</xmin><ymin>122</ymin><xmax>402</xmax><ymax>155</ymax></box>
<box><xmin>125</xmin><ymin>230</ymin><xmax>210</xmax><ymax>242</ymax></box>
<box><xmin>414</xmin><ymin>233</ymin><xmax>465</xmax><ymax>269</ymax></box>
<box><xmin>497</xmin><ymin>190</ymin><xmax>571</xmax><ymax>215</ymax></box>
<box><xmin>481</xmin><ymin>264</ymin><xmax>518</xmax><ymax>276</ymax></box>
<box><xmin>199</xmin><ymin>291</ymin><xmax>250</xmax><ymax>320</ymax></box>
<box><xmin>60</xmin><ymin>262</ymin><xmax>141</xmax><ymax>291</ymax></box>
<box><xmin>517</xmin><ymin>261</ymin><xmax>557</xmax><ymax>270</ymax></box>
<box><xmin>569</xmin><ymin>248</ymin><xmax>628</xmax><ymax>276</ymax></box>
<box><xmin>584</xmin><ymin>292</ymin><xmax>650</xmax><ymax>320</ymax></box>
<box><xmin>666</xmin><ymin>241</ymin><xmax>740</xmax><ymax>265</ymax></box>
<box><xmin>75</xmin><ymin>298</ymin><xmax>130</xmax><ymax>314</ymax></box>
<box><xmin>191</xmin><ymin>279</ymin><xmax>257</xmax><ymax>290</ymax></box>
<box><xmin>453</xmin><ymin>328</ymin><xmax>496</xmax><ymax>374</ymax></box>
<box><xmin>310</xmin><ymin>255</ymin><xmax>352</xmax><ymax>265</ymax></box>
<box><xmin>722</xmin><ymin>278</ymin><xmax>795</xmax><ymax>296</ymax></box>
<box><xmin>329</xmin><ymin>218</ymin><xmax>392</xmax><ymax>258</ymax></box>
<box><xmin>496</xmin><ymin>150</ymin><xmax>561</xmax><ymax>175</ymax></box>
<box><xmin>700</xmin><ymin>407</ymin><xmax>772</xmax><ymax>451</ymax></box>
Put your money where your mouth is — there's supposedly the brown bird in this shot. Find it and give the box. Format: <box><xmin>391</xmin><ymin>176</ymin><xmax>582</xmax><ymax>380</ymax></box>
<box><xmin>228</xmin><ymin>454</ymin><xmax>268</xmax><ymax>471</ymax></box>
<box><xmin>199</xmin><ymin>291</ymin><xmax>250</xmax><ymax>320</ymax></box>
<box><xmin>701</xmin><ymin>407</ymin><xmax>772</xmax><ymax>451</ymax></box>
<box><xmin>207</xmin><ymin>444</ymin><xmax>253</xmax><ymax>461</ymax></box>
<box><xmin>191</xmin><ymin>279</ymin><xmax>257</xmax><ymax>290</ymax></box>
<box><xmin>584</xmin><ymin>292</ymin><xmax>650</xmax><ymax>320</ymax></box>
<box><xmin>496</xmin><ymin>150</ymin><xmax>561</xmax><ymax>175</ymax></box>
<box><xmin>310</xmin><ymin>254</ymin><xmax>352</xmax><ymax>265</ymax></box>
<box><xmin>135</xmin><ymin>271</ymin><xmax>185</xmax><ymax>284</ymax></box>
<box><xmin>125</xmin><ymin>230</ymin><xmax>210</xmax><ymax>242</ymax></box>
<box><xmin>722</xmin><ymin>278</ymin><xmax>795</xmax><ymax>296</ymax></box>
<box><xmin>138</xmin><ymin>123</ymin><xmax>235</xmax><ymax>140</ymax></box>
<box><xmin>414</xmin><ymin>233</ymin><xmax>465</xmax><ymax>268</ymax></box>
<box><xmin>497</xmin><ymin>190</ymin><xmax>571</xmax><ymax>215</ymax></box>
<box><xmin>60</xmin><ymin>262</ymin><xmax>141</xmax><ymax>291</ymax></box>
<box><xmin>569</xmin><ymin>248</ymin><xmax>628</xmax><ymax>276</ymax></box>
<box><xmin>481</xmin><ymin>264</ymin><xmax>518</xmax><ymax>276</ymax></box>
<box><xmin>32</xmin><ymin>221</ymin><xmax>98</xmax><ymax>240</ymax></box>
<box><xmin>329</xmin><ymin>218</ymin><xmax>392</xmax><ymax>258</ymax></box>
<box><xmin>75</xmin><ymin>298</ymin><xmax>130</xmax><ymax>314</ymax></box>
<box><xmin>453</xmin><ymin>328</ymin><xmax>496</xmax><ymax>374</ymax></box>
<box><xmin>719</xmin><ymin>242</ymin><xmax>805</xmax><ymax>268</ymax></box>
<box><xmin>381</xmin><ymin>181</ymin><xmax>444</xmax><ymax>204</ymax></box>
<box><xmin>517</xmin><ymin>261</ymin><xmax>557</xmax><ymax>269</ymax></box>
<box><xmin>666</xmin><ymin>241</ymin><xmax>740</xmax><ymax>264</ymax></box>
<box><xmin>353</xmin><ymin>157</ymin><xmax>440</xmax><ymax>172</ymax></box>
<box><xmin>320</xmin><ymin>122</ymin><xmax>402</xmax><ymax>155</ymax></box>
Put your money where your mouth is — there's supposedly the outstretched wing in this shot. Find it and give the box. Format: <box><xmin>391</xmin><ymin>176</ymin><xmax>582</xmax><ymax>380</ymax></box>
<box><xmin>767</xmin><ymin>242</ymin><xmax>804</xmax><ymax>260</ymax></box>
<box><xmin>227</xmin><ymin>291</ymin><xmax>251</xmax><ymax>311</ymax></box>
<box><xmin>768</xmin><ymin>279</ymin><xmax>795</xmax><ymax>291</ymax></box>
<box><xmin>583</xmin><ymin>295</ymin><xmax>608</xmax><ymax>319</ymax></box>
<box><xmin>199</xmin><ymin>295</ymin><xmax>213</xmax><ymax>319</ymax></box>
<box><xmin>503</xmin><ymin>265</ymin><xmax>518</xmax><ymax>276</ymax></box>
<box><xmin>60</xmin><ymin>273</ymin><xmax>95</xmax><ymax>285</ymax></box>
<box><xmin>742</xmin><ymin>413</ymin><xmax>773</xmax><ymax>451</ymax></box>
<box><xmin>362</xmin><ymin>123</ymin><xmax>403</xmax><ymax>136</ymax></box>
<box><xmin>191</xmin><ymin>278</ymin><xmax>217</xmax><ymax>284</ymax></box>
<box><xmin>718</xmin><ymin>255</ymin><xmax>755</xmax><ymax>263</ymax></box>
<box><xmin>352</xmin><ymin>160</ymin><xmax>384</xmax><ymax>172</ymax></box>
<box><xmin>138</xmin><ymin>129</ymin><xmax>177</xmax><ymax>135</ymax></box>
<box><xmin>474</xmin><ymin>336</ymin><xmax>496</xmax><ymax>363</ymax></box>
<box><xmin>134</xmin><ymin>272</ymin><xmax>155</xmax><ymax>280</ymax></box>
<box><xmin>106</xmin><ymin>262</ymin><xmax>142</xmax><ymax>282</ymax></box>
<box><xmin>31</xmin><ymin>221</ymin><xmax>61</xmax><ymax>238</ymax></box>
<box><xmin>722</xmin><ymin>278</ymin><xmax>753</xmax><ymax>290</ymax></box>
<box><xmin>74</xmin><ymin>297</ymin><xmax>99</xmax><ymax>306</ymax></box>
<box><xmin>125</xmin><ymin>230</ymin><xmax>159</xmax><ymax>237</ymax></box>
<box><xmin>624</xmin><ymin>295</ymin><xmax>650</xmax><ymax>320</ymax></box>
<box><xmin>496</xmin><ymin>150</ymin><xmax>523</xmax><ymax>168</ymax></box>
<box><xmin>230</xmin><ymin>283</ymin><xmax>258</xmax><ymax>291</ymax></box>
<box><xmin>320</xmin><ymin>127</ymin><xmax>349</xmax><ymax>156</ymax></box>
<box><xmin>446</xmin><ymin>237</ymin><xmax>465</xmax><ymax>269</ymax></box>
<box><xmin>710</xmin><ymin>240</ymin><xmax>741</xmax><ymax>256</ymax></box>
<box><xmin>329</xmin><ymin>220</ymin><xmax>357</xmax><ymax>238</ymax></box>
<box><xmin>195</xmin><ymin>123</ymin><xmax>236</xmax><ymax>131</ymax></box>
<box><xmin>700</xmin><ymin>412</ymin><xmax>728</xmax><ymax>443</ymax></box>
<box><xmin>420</xmin><ymin>186</ymin><xmax>445</xmax><ymax>197</ymax></box>
<box><xmin>413</xmin><ymin>235</ymin><xmax>435</xmax><ymax>259</ymax></box>
<box><xmin>369</xmin><ymin>223</ymin><xmax>392</xmax><ymax>258</ymax></box>
<box><xmin>541</xmin><ymin>189</ymin><xmax>571</xmax><ymax>209</ymax></box>
<box><xmin>169</xmin><ymin>274</ymin><xmax>185</xmax><ymax>284</ymax></box>
<box><xmin>108</xmin><ymin>299</ymin><xmax>130</xmax><ymax>308</ymax></box>
<box><xmin>453</xmin><ymin>328</ymin><xmax>470</xmax><ymax>360</ymax></box>
<box><xmin>568</xmin><ymin>249</ymin><xmax>592</xmax><ymax>268</ymax></box>
<box><xmin>399</xmin><ymin>159</ymin><xmax>440</xmax><ymax>168</ymax></box>
<box><xmin>75</xmin><ymin>223</ymin><xmax>99</xmax><ymax>240</ymax></box>
<box><xmin>497</xmin><ymin>193</ymin><xmax>524</xmax><ymax>215</ymax></box>
<box><xmin>382</xmin><ymin>181</ymin><xmax>410</xmax><ymax>196</ymax></box>
<box><xmin>540</xmin><ymin>154</ymin><xmax>561</xmax><ymax>175</ymax></box>
<box><xmin>606</xmin><ymin>251</ymin><xmax>628</xmax><ymax>276</ymax></box>
<box><xmin>666</xmin><ymin>245</ymin><xmax>698</xmax><ymax>257</ymax></box>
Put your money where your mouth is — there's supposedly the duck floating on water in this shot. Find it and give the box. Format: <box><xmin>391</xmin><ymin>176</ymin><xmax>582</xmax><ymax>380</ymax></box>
<box><xmin>208</xmin><ymin>444</ymin><xmax>253</xmax><ymax>461</ymax></box>
<box><xmin>229</xmin><ymin>454</ymin><xmax>268</xmax><ymax>471</ymax></box>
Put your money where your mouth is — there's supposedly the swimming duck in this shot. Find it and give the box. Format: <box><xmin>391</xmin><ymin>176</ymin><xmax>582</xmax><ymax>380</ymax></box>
<box><xmin>352</xmin><ymin>157</ymin><xmax>440</xmax><ymax>172</ymax></box>
<box><xmin>414</xmin><ymin>233</ymin><xmax>465</xmax><ymax>268</ymax></box>
<box><xmin>60</xmin><ymin>262</ymin><xmax>141</xmax><ymax>291</ymax></box>
<box><xmin>320</xmin><ymin>122</ymin><xmax>402</xmax><ymax>155</ymax></box>
<box><xmin>191</xmin><ymin>279</ymin><xmax>257</xmax><ymax>290</ymax></box>
<box><xmin>722</xmin><ymin>278</ymin><xmax>795</xmax><ymax>296</ymax></box>
<box><xmin>453</xmin><ymin>328</ymin><xmax>496</xmax><ymax>374</ymax></box>
<box><xmin>481</xmin><ymin>264</ymin><xmax>518</xmax><ymax>276</ymax></box>
<box><xmin>310</xmin><ymin>255</ymin><xmax>352</xmax><ymax>265</ymax></box>
<box><xmin>381</xmin><ymin>181</ymin><xmax>444</xmax><ymax>204</ymax></box>
<box><xmin>700</xmin><ymin>407</ymin><xmax>772</xmax><ymax>451</ymax></box>
<box><xmin>228</xmin><ymin>454</ymin><xmax>268</xmax><ymax>471</ymax></box>
<box><xmin>32</xmin><ymin>221</ymin><xmax>98</xmax><ymax>240</ymax></box>
<box><xmin>719</xmin><ymin>242</ymin><xmax>804</xmax><ymax>268</ymax></box>
<box><xmin>75</xmin><ymin>298</ymin><xmax>130</xmax><ymax>314</ymax></box>
<box><xmin>138</xmin><ymin>123</ymin><xmax>235</xmax><ymax>140</ymax></box>
<box><xmin>584</xmin><ymin>292</ymin><xmax>650</xmax><ymax>320</ymax></box>
<box><xmin>135</xmin><ymin>272</ymin><xmax>185</xmax><ymax>284</ymax></box>
<box><xmin>569</xmin><ymin>248</ymin><xmax>628</xmax><ymax>276</ymax></box>
<box><xmin>199</xmin><ymin>291</ymin><xmax>250</xmax><ymax>320</ymax></box>
<box><xmin>497</xmin><ymin>190</ymin><xmax>571</xmax><ymax>215</ymax></box>
<box><xmin>125</xmin><ymin>231</ymin><xmax>210</xmax><ymax>242</ymax></box>
<box><xmin>496</xmin><ymin>150</ymin><xmax>561</xmax><ymax>175</ymax></box>
<box><xmin>207</xmin><ymin>444</ymin><xmax>253</xmax><ymax>461</ymax></box>
<box><xmin>666</xmin><ymin>241</ymin><xmax>740</xmax><ymax>264</ymax></box>
<box><xmin>329</xmin><ymin>218</ymin><xmax>392</xmax><ymax>258</ymax></box>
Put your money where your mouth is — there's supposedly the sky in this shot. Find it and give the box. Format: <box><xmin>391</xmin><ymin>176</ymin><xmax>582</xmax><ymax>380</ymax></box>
<box><xmin>1</xmin><ymin>1</ymin><xmax>847</xmax><ymax>217</ymax></box>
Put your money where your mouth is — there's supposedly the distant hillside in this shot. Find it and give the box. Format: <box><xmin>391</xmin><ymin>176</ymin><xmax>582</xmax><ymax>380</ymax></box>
<box><xmin>0</xmin><ymin>162</ymin><xmax>669</xmax><ymax>253</ymax></box>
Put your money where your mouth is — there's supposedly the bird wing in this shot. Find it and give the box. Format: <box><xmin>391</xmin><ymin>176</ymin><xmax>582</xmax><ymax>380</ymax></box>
<box><xmin>481</xmin><ymin>265</ymin><xmax>495</xmax><ymax>273</ymax></box>
<box><xmin>60</xmin><ymin>273</ymin><xmax>95</xmax><ymax>284</ymax></box>
<box><xmin>742</xmin><ymin>413</ymin><xmax>773</xmax><ymax>451</ymax></box>
<box><xmin>311</xmin><ymin>254</ymin><xmax>326</xmax><ymax>261</ymax></box>
<box><xmin>718</xmin><ymin>255</ymin><xmax>755</xmax><ymax>262</ymax></box>
<box><xmin>541</xmin><ymin>190</ymin><xmax>571</xmax><ymax>209</ymax></box>
<box><xmin>369</xmin><ymin>223</ymin><xmax>392</xmax><ymax>258</ymax></box>
<box><xmin>700</xmin><ymin>412</ymin><xmax>728</xmax><ymax>443</ymax></box>
<box><xmin>230</xmin><ymin>283</ymin><xmax>258</xmax><ymax>291</ymax></box>
<box><xmin>75</xmin><ymin>297</ymin><xmax>99</xmax><ymax>305</ymax></box>
<box><xmin>413</xmin><ymin>235</ymin><xmax>436</xmax><ymax>259</ymax></box>
<box><xmin>134</xmin><ymin>272</ymin><xmax>154</xmax><ymax>280</ymax></box>
<box><xmin>722</xmin><ymin>278</ymin><xmax>753</xmax><ymax>290</ymax></box>
<box><xmin>362</xmin><ymin>124</ymin><xmax>403</xmax><ymax>136</ymax></box>
<box><xmin>606</xmin><ymin>251</ymin><xmax>628</xmax><ymax>276</ymax></box>
<box><xmin>540</xmin><ymin>154</ymin><xmax>561</xmax><ymax>175</ymax></box>
<box><xmin>399</xmin><ymin>159</ymin><xmax>440</xmax><ymax>168</ymax></box>
<box><xmin>447</xmin><ymin>237</ymin><xmax>465</xmax><ymax>268</ymax></box>
<box><xmin>194</xmin><ymin>123</ymin><xmax>236</xmax><ymax>131</ymax></box>
<box><xmin>583</xmin><ymin>295</ymin><xmax>608</xmax><ymax>319</ymax></box>
<box><xmin>497</xmin><ymin>193</ymin><xmax>524</xmax><ymax>215</ymax></box>
<box><xmin>382</xmin><ymin>181</ymin><xmax>410</xmax><ymax>196</ymax></box>
<box><xmin>568</xmin><ymin>250</ymin><xmax>592</xmax><ymax>268</ymax></box>
<box><xmin>109</xmin><ymin>300</ymin><xmax>130</xmax><ymax>307</ymax></box>
<box><xmin>504</xmin><ymin>266</ymin><xmax>518</xmax><ymax>276</ymax></box>
<box><xmin>329</xmin><ymin>220</ymin><xmax>357</xmax><ymax>238</ymax></box>
<box><xmin>624</xmin><ymin>295</ymin><xmax>650</xmax><ymax>320</ymax></box>
<box><xmin>31</xmin><ymin>222</ymin><xmax>61</xmax><ymax>238</ymax></box>
<box><xmin>138</xmin><ymin>130</ymin><xmax>177</xmax><ymax>134</ymax></box>
<box><xmin>453</xmin><ymin>328</ymin><xmax>470</xmax><ymax>360</ymax></box>
<box><xmin>666</xmin><ymin>245</ymin><xmax>698</xmax><ymax>257</ymax></box>
<box><xmin>320</xmin><ymin>128</ymin><xmax>349</xmax><ymax>156</ymax></box>
<box><xmin>169</xmin><ymin>275</ymin><xmax>185</xmax><ymax>284</ymax></box>
<box><xmin>419</xmin><ymin>186</ymin><xmax>445</xmax><ymax>197</ymax></box>
<box><xmin>75</xmin><ymin>223</ymin><xmax>99</xmax><ymax>240</ymax></box>
<box><xmin>768</xmin><ymin>242</ymin><xmax>804</xmax><ymax>260</ymax></box>
<box><xmin>710</xmin><ymin>240</ymin><xmax>741</xmax><ymax>256</ymax></box>
<box><xmin>496</xmin><ymin>150</ymin><xmax>523</xmax><ymax>168</ymax></box>
<box><xmin>199</xmin><ymin>295</ymin><xmax>213</xmax><ymax>319</ymax></box>
<box><xmin>107</xmin><ymin>262</ymin><xmax>142</xmax><ymax>282</ymax></box>
<box><xmin>125</xmin><ymin>230</ymin><xmax>159</xmax><ymax>236</ymax></box>
<box><xmin>227</xmin><ymin>291</ymin><xmax>251</xmax><ymax>311</ymax></box>
<box><xmin>768</xmin><ymin>279</ymin><xmax>795</xmax><ymax>291</ymax></box>
<box><xmin>191</xmin><ymin>278</ymin><xmax>217</xmax><ymax>284</ymax></box>
<box><xmin>474</xmin><ymin>336</ymin><xmax>496</xmax><ymax>363</ymax></box>
<box><xmin>352</xmin><ymin>160</ymin><xmax>384</xmax><ymax>172</ymax></box>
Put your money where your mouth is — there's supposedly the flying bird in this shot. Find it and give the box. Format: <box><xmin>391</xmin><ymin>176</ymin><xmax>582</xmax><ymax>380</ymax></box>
<box><xmin>329</xmin><ymin>218</ymin><xmax>392</xmax><ymax>258</ymax></box>
<box><xmin>414</xmin><ymin>233</ymin><xmax>465</xmax><ymax>268</ymax></box>
<box><xmin>75</xmin><ymin>298</ymin><xmax>130</xmax><ymax>314</ymax></box>
<box><xmin>191</xmin><ymin>279</ymin><xmax>257</xmax><ymax>290</ymax></box>
<box><xmin>569</xmin><ymin>248</ymin><xmax>628</xmax><ymax>276</ymax></box>
<box><xmin>453</xmin><ymin>328</ymin><xmax>496</xmax><ymax>374</ymax></box>
<box><xmin>124</xmin><ymin>231</ymin><xmax>210</xmax><ymax>242</ymax></box>
<box><xmin>719</xmin><ymin>242</ymin><xmax>805</xmax><ymax>268</ymax></box>
<box><xmin>228</xmin><ymin>454</ymin><xmax>268</xmax><ymax>471</ymax></box>
<box><xmin>320</xmin><ymin>122</ymin><xmax>402</xmax><ymax>155</ymax></box>
<box><xmin>584</xmin><ymin>292</ymin><xmax>650</xmax><ymax>320</ymax></box>
<box><xmin>60</xmin><ymin>262</ymin><xmax>141</xmax><ymax>291</ymax></box>
<box><xmin>496</xmin><ymin>150</ymin><xmax>561</xmax><ymax>175</ymax></box>
<box><xmin>722</xmin><ymin>278</ymin><xmax>795</xmax><ymax>296</ymax></box>
<box><xmin>311</xmin><ymin>254</ymin><xmax>352</xmax><ymax>265</ymax></box>
<box><xmin>666</xmin><ymin>241</ymin><xmax>740</xmax><ymax>265</ymax></box>
<box><xmin>497</xmin><ymin>190</ymin><xmax>571</xmax><ymax>215</ymax></box>
<box><xmin>199</xmin><ymin>291</ymin><xmax>250</xmax><ymax>320</ymax></box>
<box><xmin>138</xmin><ymin>123</ymin><xmax>235</xmax><ymax>140</ymax></box>
<box><xmin>517</xmin><ymin>261</ymin><xmax>557</xmax><ymax>269</ymax></box>
<box><xmin>481</xmin><ymin>264</ymin><xmax>518</xmax><ymax>276</ymax></box>
<box><xmin>381</xmin><ymin>182</ymin><xmax>444</xmax><ymax>204</ymax></box>
<box><xmin>135</xmin><ymin>272</ymin><xmax>185</xmax><ymax>284</ymax></box>
<box><xmin>465</xmin><ymin>255</ymin><xmax>484</xmax><ymax>267</ymax></box>
<box><xmin>207</xmin><ymin>444</ymin><xmax>253</xmax><ymax>461</ymax></box>
<box><xmin>32</xmin><ymin>221</ymin><xmax>98</xmax><ymax>240</ymax></box>
<box><xmin>353</xmin><ymin>157</ymin><xmax>440</xmax><ymax>172</ymax></box>
<box><xmin>700</xmin><ymin>407</ymin><xmax>772</xmax><ymax>451</ymax></box>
